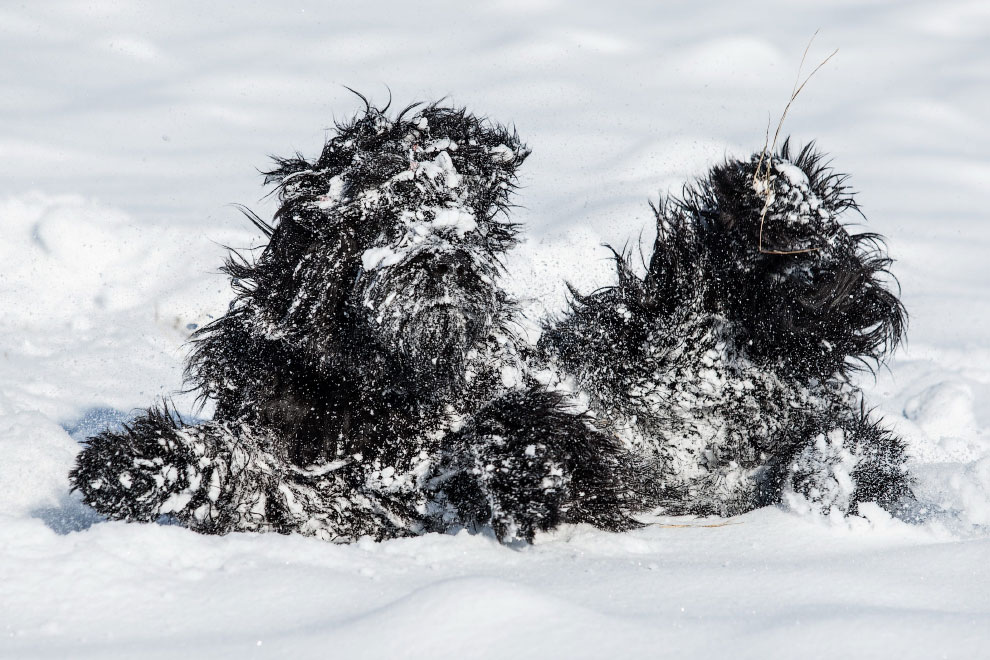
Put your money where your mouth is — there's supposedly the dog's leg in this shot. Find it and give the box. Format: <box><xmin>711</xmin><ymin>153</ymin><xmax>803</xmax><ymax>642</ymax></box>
<box><xmin>428</xmin><ymin>389</ymin><xmax>642</xmax><ymax>543</ymax></box>
<box><xmin>778</xmin><ymin>404</ymin><xmax>914</xmax><ymax>517</ymax></box>
<box><xmin>69</xmin><ymin>406</ymin><xmax>413</xmax><ymax>541</ymax></box>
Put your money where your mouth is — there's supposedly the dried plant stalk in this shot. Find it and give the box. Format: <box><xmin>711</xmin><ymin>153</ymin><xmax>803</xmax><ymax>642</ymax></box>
<box><xmin>754</xmin><ymin>30</ymin><xmax>838</xmax><ymax>255</ymax></box>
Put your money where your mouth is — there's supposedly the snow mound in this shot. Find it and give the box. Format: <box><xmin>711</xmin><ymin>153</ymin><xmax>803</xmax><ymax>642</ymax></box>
<box><xmin>321</xmin><ymin>578</ymin><xmax>656</xmax><ymax>658</ymax></box>
<box><xmin>904</xmin><ymin>381</ymin><xmax>982</xmax><ymax>459</ymax></box>
<box><xmin>1</xmin><ymin>0</ymin><xmax>989</xmax><ymax>656</ymax></box>
<box><xmin>0</xmin><ymin>405</ymin><xmax>79</xmax><ymax>517</ymax></box>
<box><xmin>0</xmin><ymin>193</ymin><xmax>234</xmax><ymax>326</ymax></box>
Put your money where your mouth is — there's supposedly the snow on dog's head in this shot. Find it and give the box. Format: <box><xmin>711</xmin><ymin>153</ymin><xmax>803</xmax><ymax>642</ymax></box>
<box><xmin>203</xmin><ymin>100</ymin><xmax>529</xmax><ymax>390</ymax></box>
<box><xmin>673</xmin><ymin>139</ymin><xmax>907</xmax><ymax>380</ymax></box>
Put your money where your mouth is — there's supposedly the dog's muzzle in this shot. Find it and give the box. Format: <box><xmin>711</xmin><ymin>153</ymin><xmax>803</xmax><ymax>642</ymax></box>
<box><xmin>358</xmin><ymin>244</ymin><xmax>498</xmax><ymax>380</ymax></box>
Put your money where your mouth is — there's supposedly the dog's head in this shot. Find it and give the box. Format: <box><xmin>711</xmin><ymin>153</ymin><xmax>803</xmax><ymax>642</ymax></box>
<box><xmin>234</xmin><ymin>100</ymin><xmax>529</xmax><ymax>384</ymax></box>
<box><xmin>658</xmin><ymin>139</ymin><xmax>906</xmax><ymax>379</ymax></box>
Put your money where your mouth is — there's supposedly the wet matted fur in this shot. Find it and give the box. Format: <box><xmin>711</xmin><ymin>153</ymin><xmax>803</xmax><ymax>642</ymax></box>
<box><xmin>70</xmin><ymin>100</ymin><xmax>640</xmax><ymax>544</ymax></box>
<box><xmin>539</xmin><ymin>139</ymin><xmax>913</xmax><ymax>518</ymax></box>
<box><xmin>70</xmin><ymin>103</ymin><xmax>913</xmax><ymax>544</ymax></box>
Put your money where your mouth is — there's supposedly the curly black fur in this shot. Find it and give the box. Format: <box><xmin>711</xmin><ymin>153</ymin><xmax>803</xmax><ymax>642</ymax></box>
<box><xmin>539</xmin><ymin>139</ymin><xmax>913</xmax><ymax>518</ymax></box>
<box><xmin>430</xmin><ymin>388</ymin><xmax>644</xmax><ymax>542</ymax></box>
<box><xmin>70</xmin><ymin>101</ymin><xmax>913</xmax><ymax>542</ymax></box>
<box><xmin>71</xmin><ymin>100</ymin><xmax>638</xmax><ymax>543</ymax></box>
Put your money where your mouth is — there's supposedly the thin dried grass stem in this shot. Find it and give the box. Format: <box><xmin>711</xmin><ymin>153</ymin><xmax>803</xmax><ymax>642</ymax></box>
<box><xmin>754</xmin><ymin>30</ymin><xmax>838</xmax><ymax>255</ymax></box>
<box><xmin>652</xmin><ymin>521</ymin><xmax>743</xmax><ymax>529</ymax></box>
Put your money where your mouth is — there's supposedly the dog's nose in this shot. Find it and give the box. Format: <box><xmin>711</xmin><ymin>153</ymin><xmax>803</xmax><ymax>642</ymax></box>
<box><xmin>431</xmin><ymin>261</ymin><xmax>467</xmax><ymax>278</ymax></box>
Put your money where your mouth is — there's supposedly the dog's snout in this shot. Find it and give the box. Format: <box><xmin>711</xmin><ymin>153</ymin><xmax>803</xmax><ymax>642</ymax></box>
<box><xmin>433</xmin><ymin>263</ymin><xmax>467</xmax><ymax>276</ymax></box>
<box><xmin>423</xmin><ymin>255</ymin><xmax>469</xmax><ymax>280</ymax></box>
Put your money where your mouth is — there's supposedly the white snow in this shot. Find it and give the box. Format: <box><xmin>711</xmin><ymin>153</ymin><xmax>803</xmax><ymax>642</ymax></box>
<box><xmin>1</xmin><ymin>1</ymin><xmax>989</xmax><ymax>658</ymax></box>
<box><xmin>417</xmin><ymin>151</ymin><xmax>463</xmax><ymax>189</ymax></box>
<box><xmin>774</xmin><ymin>161</ymin><xmax>811</xmax><ymax>187</ymax></box>
<box><xmin>430</xmin><ymin>208</ymin><xmax>478</xmax><ymax>237</ymax></box>
<box><xmin>361</xmin><ymin>245</ymin><xmax>406</xmax><ymax>272</ymax></box>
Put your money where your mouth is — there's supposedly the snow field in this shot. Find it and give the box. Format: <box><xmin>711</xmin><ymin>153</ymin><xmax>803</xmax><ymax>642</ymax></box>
<box><xmin>2</xmin><ymin>0</ymin><xmax>989</xmax><ymax>657</ymax></box>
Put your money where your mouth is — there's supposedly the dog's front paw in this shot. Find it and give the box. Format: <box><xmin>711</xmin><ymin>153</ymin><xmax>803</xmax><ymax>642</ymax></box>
<box><xmin>782</xmin><ymin>409</ymin><xmax>914</xmax><ymax>517</ymax></box>
<box><xmin>70</xmin><ymin>407</ymin><xmax>213</xmax><ymax>524</ymax></box>
<box><xmin>430</xmin><ymin>389</ymin><xmax>640</xmax><ymax>543</ymax></box>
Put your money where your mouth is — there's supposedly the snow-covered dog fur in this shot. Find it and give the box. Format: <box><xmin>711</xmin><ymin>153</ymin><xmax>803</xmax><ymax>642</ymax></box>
<box><xmin>539</xmin><ymin>140</ymin><xmax>913</xmax><ymax>518</ymax></box>
<box><xmin>70</xmin><ymin>101</ymin><xmax>639</xmax><ymax>543</ymax></box>
<box><xmin>70</xmin><ymin>100</ymin><xmax>913</xmax><ymax>545</ymax></box>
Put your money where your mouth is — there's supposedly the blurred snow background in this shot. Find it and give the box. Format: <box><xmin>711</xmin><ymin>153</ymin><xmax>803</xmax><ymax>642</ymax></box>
<box><xmin>1</xmin><ymin>1</ymin><xmax>988</xmax><ymax>658</ymax></box>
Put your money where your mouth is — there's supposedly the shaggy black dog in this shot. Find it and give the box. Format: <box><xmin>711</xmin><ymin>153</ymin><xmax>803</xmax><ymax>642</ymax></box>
<box><xmin>70</xmin><ymin>101</ymin><xmax>639</xmax><ymax>543</ymax></box>
<box><xmin>71</xmin><ymin>100</ymin><xmax>913</xmax><ymax>544</ymax></box>
<box><xmin>538</xmin><ymin>139</ymin><xmax>913</xmax><ymax>518</ymax></box>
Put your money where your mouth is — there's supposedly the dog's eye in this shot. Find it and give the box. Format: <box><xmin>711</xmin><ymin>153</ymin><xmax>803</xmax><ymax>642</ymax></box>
<box><xmin>434</xmin><ymin>263</ymin><xmax>450</xmax><ymax>275</ymax></box>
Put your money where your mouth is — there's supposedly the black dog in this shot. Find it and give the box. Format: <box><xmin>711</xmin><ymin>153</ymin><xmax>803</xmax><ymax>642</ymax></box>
<box><xmin>71</xmin><ymin>102</ymin><xmax>913</xmax><ymax>544</ymax></box>
<box><xmin>71</xmin><ymin>101</ymin><xmax>638</xmax><ymax>543</ymax></box>
<box><xmin>539</xmin><ymin>139</ymin><xmax>913</xmax><ymax>518</ymax></box>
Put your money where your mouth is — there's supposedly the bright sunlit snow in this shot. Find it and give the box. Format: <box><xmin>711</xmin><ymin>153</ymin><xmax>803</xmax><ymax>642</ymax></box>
<box><xmin>1</xmin><ymin>1</ymin><xmax>988</xmax><ymax>658</ymax></box>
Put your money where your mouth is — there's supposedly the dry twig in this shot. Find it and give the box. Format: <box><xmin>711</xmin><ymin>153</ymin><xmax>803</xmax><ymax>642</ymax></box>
<box><xmin>652</xmin><ymin>521</ymin><xmax>743</xmax><ymax>529</ymax></box>
<box><xmin>754</xmin><ymin>30</ymin><xmax>838</xmax><ymax>255</ymax></box>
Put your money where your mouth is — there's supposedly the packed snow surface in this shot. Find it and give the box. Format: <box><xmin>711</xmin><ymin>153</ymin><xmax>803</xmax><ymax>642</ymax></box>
<box><xmin>1</xmin><ymin>1</ymin><xmax>989</xmax><ymax>658</ymax></box>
